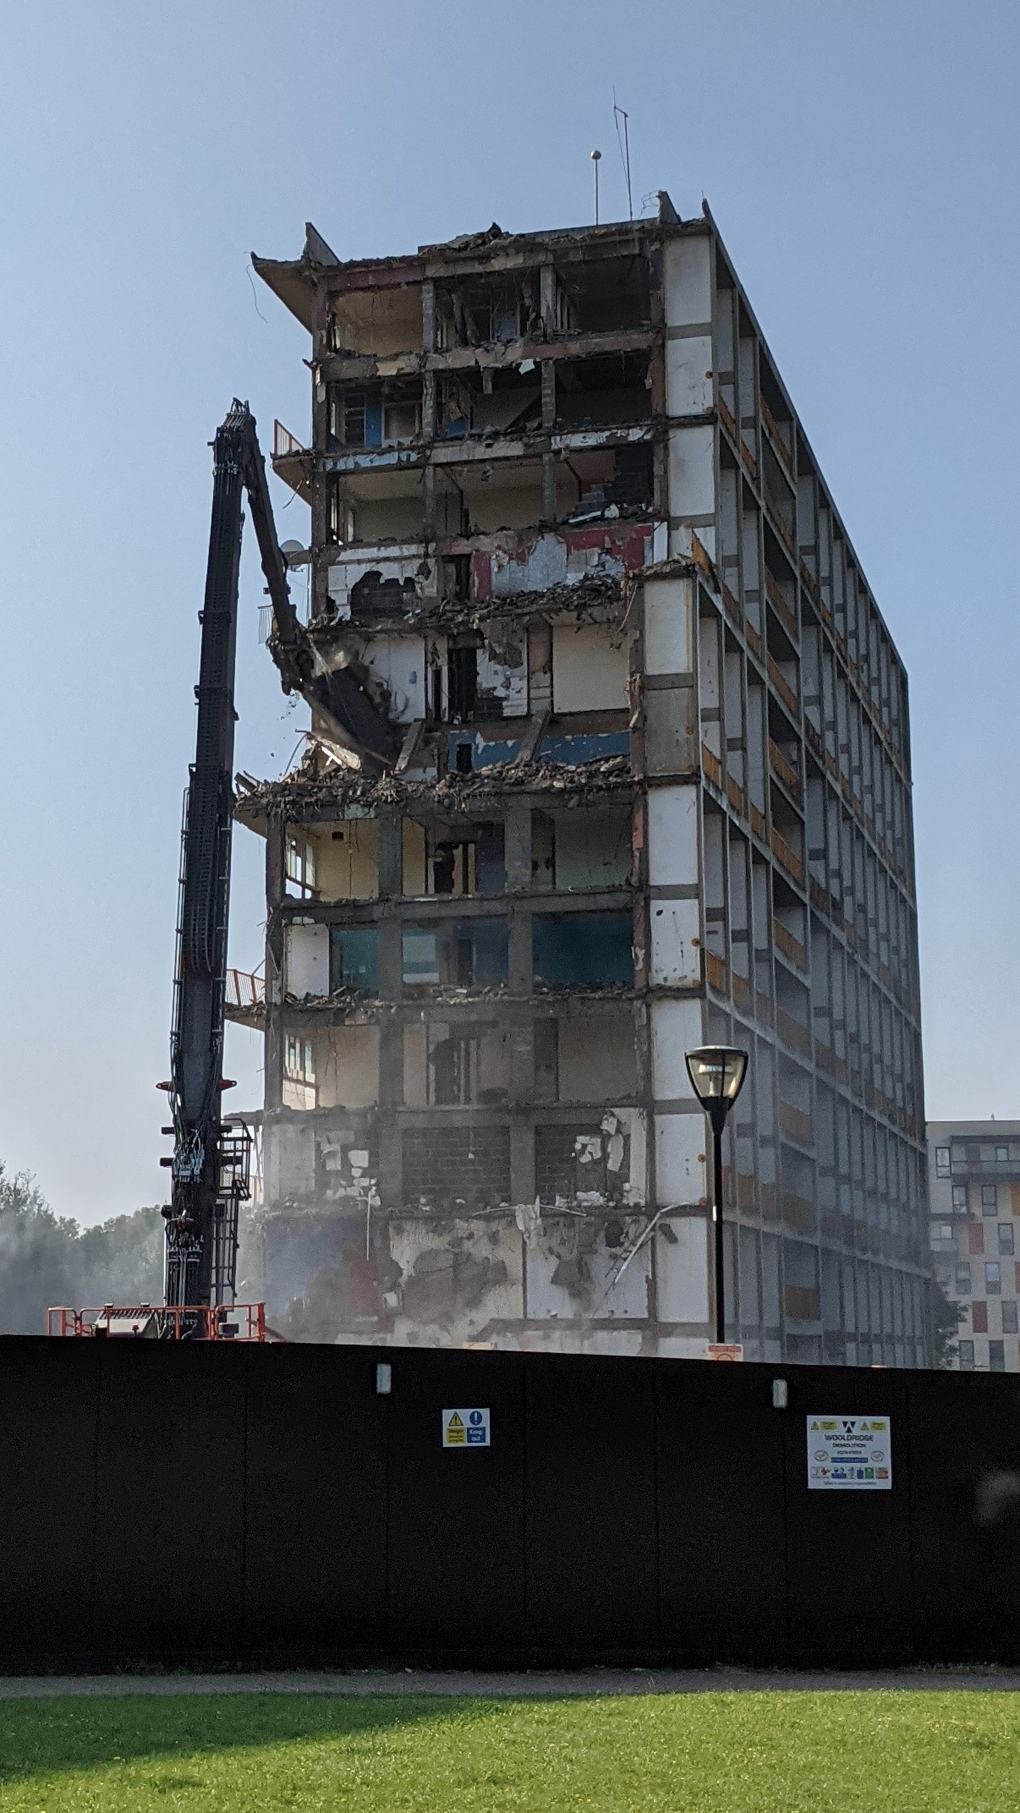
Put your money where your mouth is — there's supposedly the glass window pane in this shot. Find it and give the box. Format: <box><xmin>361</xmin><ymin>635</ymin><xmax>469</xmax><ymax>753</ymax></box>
<box><xmin>955</xmin><ymin>1264</ymin><xmax>971</xmax><ymax>1295</ymax></box>
<box><xmin>532</xmin><ymin>911</ymin><xmax>633</xmax><ymax>987</ymax></box>
<box><xmin>1002</xmin><ymin>1301</ymin><xmax>1018</xmax><ymax>1335</ymax></box>
<box><xmin>986</xmin><ymin>1262</ymin><xmax>1002</xmax><ymax>1294</ymax></box>
<box><xmin>958</xmin><ymin>1339</ymin><xmax>975</xmax><ymax>1369</ymax></box>
<box><xmin>330</xmin><ymin>928</ymin><xmax>379</xmax><ymax>995</ymax></box>
<box><xmin>999</xmin><ymin>1223</ymin><xmax>1015</xmax><ymax>1255</ymax></box>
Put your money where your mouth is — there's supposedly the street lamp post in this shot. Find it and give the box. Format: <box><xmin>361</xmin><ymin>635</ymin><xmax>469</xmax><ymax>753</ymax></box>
<box><xmin>685</xmin><ymin>1046</ymin><xmax>749</xmax><ymax>1346</ymax></box>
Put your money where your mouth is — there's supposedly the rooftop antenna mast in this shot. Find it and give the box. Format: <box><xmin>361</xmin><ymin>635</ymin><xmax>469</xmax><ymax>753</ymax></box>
<box><xmin>590</xmin><ymin>148</ymin><xmax>602</xmax><ymax>225</ymax></box>
<box><xmin>613</xmin><ymin>92</ymin><xmax>633</xmax><ymax>221</ymax></box>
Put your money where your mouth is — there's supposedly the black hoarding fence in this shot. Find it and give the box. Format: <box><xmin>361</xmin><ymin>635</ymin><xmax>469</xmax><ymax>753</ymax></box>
<box><xmin>2</xmin><ymin>1338</ymin><xmax>1020</xmax><ymax>1671</ymax></box>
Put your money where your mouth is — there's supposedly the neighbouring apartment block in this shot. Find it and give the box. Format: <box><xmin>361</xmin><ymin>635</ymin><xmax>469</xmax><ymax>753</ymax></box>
<box><xmin>928</xmin><ymin>1121</ymin><xmax>1020</xmax><ymax>1372</ymax></box>
<box><xmin>228</xmin><ymin>194</ymin><xmax>932</xmax><ymax>1364</ymax></box>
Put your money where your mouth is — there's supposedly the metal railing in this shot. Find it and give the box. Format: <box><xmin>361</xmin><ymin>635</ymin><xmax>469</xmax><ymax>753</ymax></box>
<box><xmin>47</xmin><ymin>1303</ymin><xmax>267</xmax><ymax>1341</ymax></box>
<box><xmin>273</xmin><ymin>420</ymin><xmax>306</xmax><ymax>459</ymax></box>
<box><xmin>225</xmin><ymin>969</ymin><xmax>266</xmax><ymax>1011</ymax></box>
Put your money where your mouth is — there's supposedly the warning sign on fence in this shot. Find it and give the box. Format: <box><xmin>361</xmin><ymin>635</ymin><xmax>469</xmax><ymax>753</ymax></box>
<box><xmin>442</xmin><ymin>1408</ymin><xmax>490</xmax><ymax>1448</ymax></box>
<box><xmin>806</xmin><ymin>1414</ymin><xmax>891</xmax><ymax>1491</ymax></box>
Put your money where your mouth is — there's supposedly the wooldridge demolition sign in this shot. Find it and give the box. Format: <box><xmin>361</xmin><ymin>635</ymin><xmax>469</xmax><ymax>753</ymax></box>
<box><xmin>807</xmin><ymin>1415</ymin><xmax>891</xmax><ymax>1490</ymax></box>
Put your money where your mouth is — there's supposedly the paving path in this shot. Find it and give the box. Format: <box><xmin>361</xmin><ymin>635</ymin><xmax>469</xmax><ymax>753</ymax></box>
<box><xmin>0</xmin><ymin>1668</ymin><xmax>1019</xmax><ymax>1698</ymax></box>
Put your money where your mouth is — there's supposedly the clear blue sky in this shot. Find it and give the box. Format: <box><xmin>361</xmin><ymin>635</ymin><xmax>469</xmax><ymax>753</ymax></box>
<box><xmin>1</xmin><ymin>1</ymin><xmax>1017</xmax><ymax>1222</ymax></box>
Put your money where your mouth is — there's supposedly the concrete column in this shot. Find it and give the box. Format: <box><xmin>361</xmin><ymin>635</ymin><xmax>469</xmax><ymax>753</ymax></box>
<box><xmin>504</xmin><ymin>801</ymin><xmax>532</xmax><ymax>892</ymax></box>
<box><xmin>264</xmin><ymin>810</ymin><xmax>286</xmax><ymax>1111</ymax></box>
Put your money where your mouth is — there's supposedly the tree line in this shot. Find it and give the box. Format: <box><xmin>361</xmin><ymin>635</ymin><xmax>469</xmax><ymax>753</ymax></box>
<box><xmin>0</xmin><ymin>1161</ymin><xmax>164</xmax><ymax>1335</ymax></box>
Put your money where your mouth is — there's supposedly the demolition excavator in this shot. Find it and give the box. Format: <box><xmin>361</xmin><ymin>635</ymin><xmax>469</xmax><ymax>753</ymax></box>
<box><xmin>50</xmin><ymin>401</ymin><xmax>396</xmax><ymax>1339</ymax></box>
<box><xmin>161</xmin><ymin>401</ymin><xmax>396</xmax><ymax>1328</ymax></box>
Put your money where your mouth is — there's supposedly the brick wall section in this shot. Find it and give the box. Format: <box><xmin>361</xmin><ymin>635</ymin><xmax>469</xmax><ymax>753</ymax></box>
<box><xmin>402</xmin><ymin>1125</ymin><xmax>511</xmax><ymax>1210</ymax></box>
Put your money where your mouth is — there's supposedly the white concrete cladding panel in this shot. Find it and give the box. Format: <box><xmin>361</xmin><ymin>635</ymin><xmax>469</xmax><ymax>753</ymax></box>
<box><xmin>650</xmin><ymin>898</ymin><xmax>701</xmax><ymax>987</ymax></box>
<box><xmin>552</xmin><ymin>623</ymin><xmax>628</xmax><ymax>712</ymax></box>
<box><xmin>477</xmin><ymin>645</ymin><xmax>528</xmax><ymax>717</ymax></box>
<box><xmin>655</xmin><ymin>1111</ymin><xmax>706</xmax><ymax>1206</ymax></box>
<box><xmin>525</xmin><ymin>1214</ymin><xmax>652</xmax><ymax>1320</ymax></box>
<box><xmin>350</xmin><ymin>634</ymin><xmax>425</xmax><ymax>724</ymax></box>
<box><xmin>326</xmin><ymin>545</ymin><xmax>439</xmax><ymax>617</ymax></box>
<box><xmin>647</xmin><ymin>784</ymin><xmax>699</xmax><ymax>885</ymax></box>
<box><xmin>665</xmin><ymin>334</ymin><xmax>713</xmax><ymax>417</ymax></box>
<box><xmin>643</xmin><ymin>574</ymin><xmax>694</xmax><ymax>676</ymax></box>
<box><xmin>651</xmin><ymin>997</ymin><xmax>706</xmax><ymax>1100</ymax></box>
<box><xmin>668</xmin><ymin>423</ymin><xmax>715</xmax><ymax>519</ymax></box>
<box><xmin>655</xmin><ymin>1215</ymin><xmax>710</xmax><ymax>1322</ymax></box>
<box><xmin>663</xmin><ymin>236</ymin><xmax>712</xmax><ymax>328</ymax></box>
<box><xmin>285</xmin><ymin>922</ymin><xmax>329</xmax><ymax>998</ymax></box>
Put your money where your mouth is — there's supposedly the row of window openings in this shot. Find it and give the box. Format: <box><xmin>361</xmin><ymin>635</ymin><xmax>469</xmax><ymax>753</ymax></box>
<box><xmin>937</xmin><ymin>1183</ymin><xmax>1014</xmax><ymax>1214</ymax></box>
<box><xmin>956</xmin><ymin>1256</ymin><xmax>1015</xmax><ymax>1296</ymax></box>
<box><xmin>942</xmin><ymin>1223</ymin><xmax>1017</xmax><ymax>1261</ymax></box>
<box><xmin>936</xmin><ymin>1144</ymin><xmax>1014</xmax><ymax>1173</ymax></box>
<box><xmin>326</xmin><ymin>914</ymin><xmax>634</xmax><ymax>993</ymax></box>
<box><xmin>958</xmin><ymin>1340</ymin><xmax>1008</xmax><ymax>1371</ymax></box>
<box><xmin>965</xmin><ymin>1303</ymin><xmax>1016</xmax><ymax>1336</ymax></box>
<box><xmin>286</xmin><ymin>816</ymin><xmax>632</xmax><ymax>905</ymax></box>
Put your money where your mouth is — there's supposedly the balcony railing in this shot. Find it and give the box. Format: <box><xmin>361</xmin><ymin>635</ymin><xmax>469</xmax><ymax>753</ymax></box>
<box><xmin>770</xmin><ymin>827</ymin><xmax>804</xmax><ymax>886</ymax></box>
<box><xmin>773</xmin><ymin>920</ymin><xmax>807</xmax><ymax>972</ymax></box>
<box><xmin>701</xmin><ymin>743</ymin><xmax>722</xmax><ymax>788</ymax></box>
<box><xmin>225</xmin><ymin>970</ymin><xmax>266</xmax><ymax>1012</ymax></box>
<box><xmin>704</xmin><ymin>950</ymin><xmax>728</xmax><ymax>993</ymax></box>
<box><xmin>768</xmin><ymin>738</ymin><xmax>801</xmax><ymax>798</ymax></box>
<box><xmin>765</xmin><ymin>571</ymin><xmax>798</xmax><ymax>639</ymax></box>
<box><xmin>767</xmin><ymin>653</ymin><xmax>799</xmax><ymax>716</ymax></box>
<box><xmin>274</xmin><ymin>420</ymin><xmax>307</xmax><ymax>459</ymax></box>
<box><xmin>776</xmin><ymin>1006</ymin><xmax>811</xmax><ymax>1056</ymax></box>
<box><xmin>780</xmin><ymin>1099</ymin><xmax>813</xmax><ymax>1146</ymax></box>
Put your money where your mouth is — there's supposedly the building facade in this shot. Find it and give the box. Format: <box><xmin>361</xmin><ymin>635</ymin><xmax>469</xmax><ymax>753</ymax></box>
<box><xmin>230</xmin><ymin>195</ymin><xmax>931</xmax><ymax>1363</ymax></box>
<box><xmin>928</xmin><ymin>1120</ymin><xmax>1020</xmax><ymax>1371</ymax></box>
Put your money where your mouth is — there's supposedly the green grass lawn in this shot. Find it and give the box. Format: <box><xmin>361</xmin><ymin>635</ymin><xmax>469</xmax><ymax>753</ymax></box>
<box><xmin>0</xmin><ymin>1690</ymin><xmax>1018</xmax><ymax>1812</ymax></box>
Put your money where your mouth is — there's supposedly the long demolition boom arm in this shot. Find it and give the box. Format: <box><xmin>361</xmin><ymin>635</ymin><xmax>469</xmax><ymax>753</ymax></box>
<box><xmin>164</xmin><ymin>401</ymin><xmax>394</xmax><ymax>1314</ymax></box>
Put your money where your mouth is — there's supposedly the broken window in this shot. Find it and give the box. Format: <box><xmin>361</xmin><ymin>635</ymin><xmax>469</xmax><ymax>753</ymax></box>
<box><xmin>332</xmin><ymin>470</ymin><xmax>426</xmax><ymax>543</ymax></box>
<box><xmin>558</xmin><ymin>444</ymin><xmax>653</xmax><ymax>522</ymax></box>
<box><xmin>437</xmin><ymin>458</ymin><xmax>544</xmax><ymax>535</ymax></box>
<box><xmin>447</xmin><ymin>641</ymin><xmax>479</xmax><ymax>720</ymax></box>
<box><xmin>403</xmin><ymin>1021</ymin><xmax>508</xmax><ymax>1107</ymax></box>
<box><xmin>556</xmin><ymin>255</ymin><xmax>650</xmax><ymax>334</ymax></box>
<box><xmin>531</xmin><ymin>805</ymin><xmax>632</xmax><ymax>891</ymax></box>
<box><xmin>316</xmin><ymin>1131</ymin><xmax>378</xmax><ymax>1206</ymax></box>
<box><xmin>436</xmin><ymin>271</ymin><xmax>540</xmax><ymax>349</ymax></box>
<box><xmin>555</xmin><ymin>352</ymin><xmax>650</xmax><ymax>429</ymax></box>
<box><xmin>532</xmin><ymin>1014</ymin><xmax>637</xmax><ymax>1102</ymax></box>
<box><xmin>428</xmin><ymin>627</ymin><xmax>528</xmax><ymax>722</ymax></box>
<box><xmin>285</xmin><ymin>834</ymin><xmax>317</xmax><ymax>900</ymax></box>
<box><xmin>280</xmin><ymin>1026</ymin><xmax>380</xmax><ymax>1112</ymax></box>
<box><xmin>327</xmin><ymin>381</ymin><xmax>423</xmax><ymax>450</ymax></box>
<box><xmin>438</xmin><ymin>365</ymin><xmax>542</xmax><ymax>438</ymax></box>
<box><xmin>313</xmin><ymin>1026</ymin><xmax>379</xmax><ymax>1110</ymax></box>
<box><xmin>283</xmin><ymin>1034</ymin><xmax>316</xmax><ymax>1112</ymax></box>
<box><xmin>294</xmin><ymin>818</ymin><xmax>378</xmax><ymax>902</ymax></box>
<box><xmin>328</xmin><ymin>285</ymin><xmax>423</xmax><ymax>357</ymax></box>
<box><xmin>329</xmin><ymin>928</ymin><xmax>379</xmax><ymax>995</ymax></box>
<box><xmin>532</xmin><ymin>912</ymin><xmax>633</xmax><ymax>988</ymax></box>
<box><xmin>402</xmin><ymin>919</ymin><xmax>509</xmax><ymax>990</ymax></box>
<box><xmin>402</xmin><ymin>817</ymin><xmax>505</xmax><ymax>896</ymax></box>
<box><xmin>535</xmin><ymin>1114</ymin><xmax>635</xmax><ymax>1206</ymax></box>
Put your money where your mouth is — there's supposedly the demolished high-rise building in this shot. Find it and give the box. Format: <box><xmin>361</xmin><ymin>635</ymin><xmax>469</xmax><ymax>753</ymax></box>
<box><xmin>230</xmin><ymin>195</ymin><xmax>932</xmax><ymax>1365</ymax></box>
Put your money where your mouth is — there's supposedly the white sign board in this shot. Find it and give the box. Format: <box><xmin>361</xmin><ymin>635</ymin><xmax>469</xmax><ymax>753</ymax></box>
<box><xmin>442</xmin><ymin>1407</ymin><xmax>490</xmax><ymax>1448</ymax></box>
<box><xmin>807</xmin><ymin>1415</ymin><xmax>891</xmax><ymax>1490</ymax></box>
